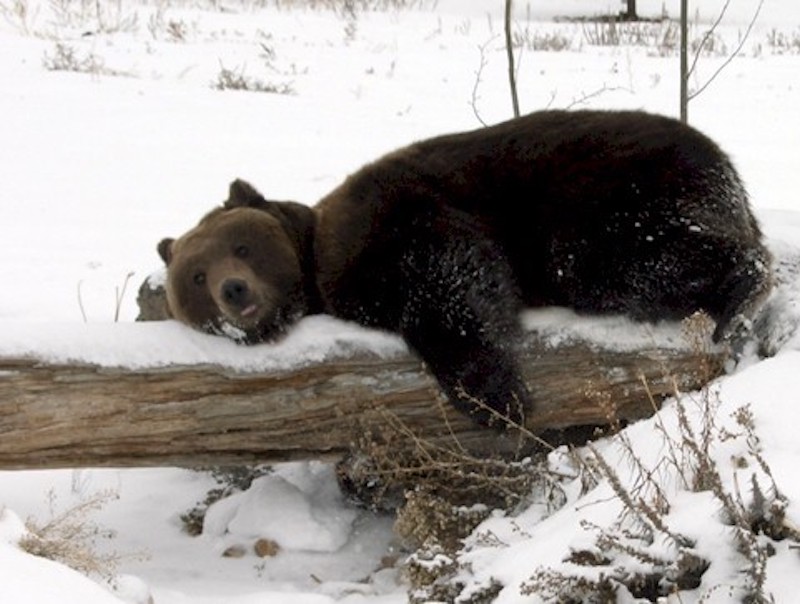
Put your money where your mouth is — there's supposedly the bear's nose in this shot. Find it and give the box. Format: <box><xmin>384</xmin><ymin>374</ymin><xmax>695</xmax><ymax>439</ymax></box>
<box><xmin>221</xmin><ymin>278</ymin><xmax>250</xmax><ymax>308</ymax></box>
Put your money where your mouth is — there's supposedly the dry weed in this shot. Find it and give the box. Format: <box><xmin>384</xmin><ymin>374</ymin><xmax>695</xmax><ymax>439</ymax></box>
<box><xmin>522</xmin><ymin>315</ymin><xmax>796</xmax><ymax>602</ymax></box>
<box><xmin>20</xmin><ymin>489</ymin><xmax>143</xmax><ymax>580</ymax></box>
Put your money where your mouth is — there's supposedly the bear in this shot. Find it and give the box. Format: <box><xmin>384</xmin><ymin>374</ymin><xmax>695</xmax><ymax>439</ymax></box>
<box><xmin>157</xmin><ymin>110</ymin><xmax>772</xmax><ymax>427</ymax></box>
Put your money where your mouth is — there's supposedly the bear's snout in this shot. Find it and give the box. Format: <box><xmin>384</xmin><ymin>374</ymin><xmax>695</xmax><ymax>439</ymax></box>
<box><xmin>222</xmin><ymin>278</ymin><xmax>250</xmax><ymax>308</ymax></box>
<box><xmin>220</xmin><ymin>277</ymin><xmax>262</xmax><ymax>320</ymax></box>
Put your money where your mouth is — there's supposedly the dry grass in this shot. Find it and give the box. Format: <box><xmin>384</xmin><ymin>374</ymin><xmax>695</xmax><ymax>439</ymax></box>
<box><xmin>19</xmin><ymin>489</ymin><xmax>144</xmax><ymax>580</ymax></box>
<box><xmin>521</xmin><ymin>316</ymin><xmax>798</xmax><ymax>603</ymax></box>
<box><xmin>339</xmin><ymin>396</ymin><xmax>572</xmax><ymax>600</ymax></box>
<box><xmin>211</xmin><ymin>61</ymin><xmax>295</xmax><ymax>95</ymax></box>
<box><xmin>343</xmin><ymin>314</ymin><xmax>799</xmax><ymax>602</ymax></box>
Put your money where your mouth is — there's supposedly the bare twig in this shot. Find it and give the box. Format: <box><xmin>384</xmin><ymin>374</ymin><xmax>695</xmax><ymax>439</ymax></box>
<box><xmin>688</xmin><ymin>0</ymin><xmax>733</xmax><ymax>78</ymax></box>
<box><xmin>681</xmin><ymin>0</ymin><xmax>765</xmax><ymax>120</ymax></box>
<box><xmin>504</xmin><ymin>0</ymin><xmax>520</xmax><ymax>118</ymax></box>
<box><xmin>470</xmin><ymin>37</ymin><xmax>495</xmax><ymax>126</ymax></box>
<box><xmin>688</xmin><ymin>0</ymin><xmax>765</xmax><ymax>101</ymax></box>
<box><xmin>564</xmin><ymin>84</ymin><xmax>629</xmax><ymax>109</ymax></box>
<box><xmin>114</xmin><ymin>271</ymin><xmax>135</xmax><ymax>323</ymax></box>
<box><xmin>77</xmin><ymin>280</ymin><xmax>87</xmax><ymax>323</ymax></box>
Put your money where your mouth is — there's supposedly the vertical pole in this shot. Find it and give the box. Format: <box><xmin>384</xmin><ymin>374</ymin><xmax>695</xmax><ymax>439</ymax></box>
<box><xmin>680</xmin><ymin>0</ymin><xmax>689</xmax><ymax>122</ymax></box>
<box><xmin>505</xmin><ymin>0</ymin><xmax>520</xmax><ymax>118</ymax></box>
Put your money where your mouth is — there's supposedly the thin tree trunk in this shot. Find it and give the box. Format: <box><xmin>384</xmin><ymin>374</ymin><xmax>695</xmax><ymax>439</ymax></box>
<box><xmin>504</xmin><ymin>0</ymin><xmax>520</xmax><ymax>118</ymax></box>
<box><xmin>680</xmin><ymin>0</ymin><xmax>688</xmax><ymax>123</ymax></box>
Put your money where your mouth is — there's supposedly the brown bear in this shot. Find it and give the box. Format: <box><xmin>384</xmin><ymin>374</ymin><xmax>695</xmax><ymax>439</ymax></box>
<box><xmin>158</xmin><ymin>110</ymin><xmax>771</xmax><ymax>426</ymax></box>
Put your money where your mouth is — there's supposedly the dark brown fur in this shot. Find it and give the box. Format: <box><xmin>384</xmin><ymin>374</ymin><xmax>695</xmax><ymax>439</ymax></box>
<box><xmin>159</xmin><ymin>110</ymin><xmax>772</xmax><ymax>426</ymax></box>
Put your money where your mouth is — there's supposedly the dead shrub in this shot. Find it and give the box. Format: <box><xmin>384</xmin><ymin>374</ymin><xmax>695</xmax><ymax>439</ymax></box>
<box><xmin>521</xmin><ymin>315</ymin><xmax>797</xmax><ymax>602</ymax></box>
<box><xmin>212</xmin><ymin>61</ymin><xmax>295</xmax><ymax>95</ymax></box>
<box><xmin>19</xmin><ymin>489</ymin><xmax>140</xmax><ymax>579</ymax></box>
<box><xmin>339</xmin><ymin>399</ymin><xmax>572</xmax><ymax>601</ymax></box>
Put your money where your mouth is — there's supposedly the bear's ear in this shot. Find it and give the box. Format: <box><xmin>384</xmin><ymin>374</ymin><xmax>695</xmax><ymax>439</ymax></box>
<box><xmin>158</xmin><ymin>238</ymin><xmax>175</xmax><ymax>265</ymax></box>
<box><xmin>224</xmin><ymin>179</ymin><xmax>315</xmax><ymax>251</ymax></box>
<box><xmin>272</xmin><ymin>201</ymin><xmax>316</xmax><ymax>252</ymax></box>
<box><xmin>224</xmin><ymin>179</ymin><xmax>315</xmax><ymax>250</ymax></box>
<box><xmin>225</xmin><ymin>179</ymin><xmax>267</xmax><ymax>209</ymax></box>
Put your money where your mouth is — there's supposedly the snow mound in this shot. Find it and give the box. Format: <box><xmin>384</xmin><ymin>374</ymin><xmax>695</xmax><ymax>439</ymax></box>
<box><xmin>203</xmin><ymin>463</ymin><xmax>358</xmax><ymax>553</ymax></box>
<box><xmin>0</xmin><ymin>507</ymin><xmax>28</xmax><ymax>545</ymax></box>
<box><xmin>0</xmin><ymin>540</ymin><xmax>126</xmax><ymax>604</ymax></box>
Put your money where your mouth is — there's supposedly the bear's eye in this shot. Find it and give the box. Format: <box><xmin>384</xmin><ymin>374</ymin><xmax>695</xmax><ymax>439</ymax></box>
<box><xmin>234</xmin><ymin>245</ymin><xmax>249</xmax><ymax>259</ymax></box>
<box><xmin>193</xmin><ymin>272</ymin><xmax>206</xmax><ymax>286</ymax></box>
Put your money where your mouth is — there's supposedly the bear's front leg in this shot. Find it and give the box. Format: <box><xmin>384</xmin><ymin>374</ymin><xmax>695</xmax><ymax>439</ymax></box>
<box><xmin>398</xmin><ymin>232</ymin><xmax>531</xmax><ymax>428</ymax></box>
<box><xmin>403</xmin><ymin>324</ymin><xmax>530</xmax><ymax>427</ymax></box>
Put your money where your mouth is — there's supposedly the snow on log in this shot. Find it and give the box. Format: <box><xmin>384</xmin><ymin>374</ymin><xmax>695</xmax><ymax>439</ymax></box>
<box><xmin>0</xmin><ymin>312</ymin><xmax>723</xmax><ymax>470</ymax></box>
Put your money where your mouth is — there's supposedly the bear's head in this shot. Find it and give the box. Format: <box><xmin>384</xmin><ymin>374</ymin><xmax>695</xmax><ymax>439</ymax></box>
<box><xmin>158</xmin><ymin>179</ymin><xmax>318</xmax><ymax>344</ymax></box>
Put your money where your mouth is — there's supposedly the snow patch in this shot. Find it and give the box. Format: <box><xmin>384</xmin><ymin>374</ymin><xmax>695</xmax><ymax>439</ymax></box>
<box><xmin>0</xmin><ymin>315</ymin><xmax>406</xmax><ymax>371</ymax></box>
<box><xmin>204</xmin><ymin>463</ymin><xmax>358</xmax><ymax>554</ymax></box>
<box><xmin>0</xmin><ymin>507</ymin><xmax>28</xmax><ymax>545</ymax></box>
<box><xmin>0</xmin><ymin>541</ymin><xmax>126</xmax><ymax>604</ymax></box>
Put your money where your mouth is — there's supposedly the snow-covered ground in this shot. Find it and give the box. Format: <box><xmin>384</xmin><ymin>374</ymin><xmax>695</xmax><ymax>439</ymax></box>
<box><xmin>1</xmin><ymin>0</ymin><xmax>799</xmax><ymax>602</ymax></box>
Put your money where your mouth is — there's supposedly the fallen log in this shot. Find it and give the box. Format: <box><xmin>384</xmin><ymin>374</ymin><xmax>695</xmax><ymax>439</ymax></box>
<box><xmin>0</xmin><ymin>316</ymin><xmax>723</xmax><ymax>470</ymax></box>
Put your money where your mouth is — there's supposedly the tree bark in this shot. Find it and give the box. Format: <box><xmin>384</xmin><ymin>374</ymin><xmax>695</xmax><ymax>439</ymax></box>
<box><xmin>0</xmin><ymin>332</ymin><xmax>722</xmax><ymax>470</ymax></box>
